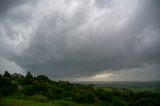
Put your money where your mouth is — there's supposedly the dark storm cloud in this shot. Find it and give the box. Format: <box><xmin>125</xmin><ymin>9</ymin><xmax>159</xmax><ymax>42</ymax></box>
<box><xmin>0</xmin><ymin>0</ymin><xmax>160</xmax><ymax>80</ymax></box>
<box><xmin>0</xmin><ymin>0</ymin><xmax>28</xmax><ymax>19</ymax></box>
<box><xmin>95</xmin><ymin>0</ymin><xmax>113</xmax><ymax>8</ymax></box>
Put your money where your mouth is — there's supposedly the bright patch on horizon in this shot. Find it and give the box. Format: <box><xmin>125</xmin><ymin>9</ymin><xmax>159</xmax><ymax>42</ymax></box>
<box><xmin>75</xmin><ymin>73</ymin><xmax>113</xmax><ymax>81</ymax></box>
<box><xmin>92</xmin><ymin>73</ymin><xmax>113</xmax><ymax>79</ymax></box>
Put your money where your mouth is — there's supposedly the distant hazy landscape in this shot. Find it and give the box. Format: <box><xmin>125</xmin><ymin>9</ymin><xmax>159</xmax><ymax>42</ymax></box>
<box><xmin>73</xmin><ymin>81</ymin><xmax>160</xmax><ymax>87</ymax></box>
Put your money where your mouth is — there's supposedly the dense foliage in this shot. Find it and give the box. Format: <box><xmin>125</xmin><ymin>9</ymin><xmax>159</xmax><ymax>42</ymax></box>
<box><xmin>0</xmin><ymin>71</ymin><xmax>160</xmax><ymax>106</ymax></box>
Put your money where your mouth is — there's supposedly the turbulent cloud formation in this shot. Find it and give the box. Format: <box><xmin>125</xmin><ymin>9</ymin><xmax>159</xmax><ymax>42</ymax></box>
<box><xmin>0</xmin><ymin>0</ymin><xmax>160</xmax><ymax>81</ymax></box>
<box><xmin>0</xmin><ymin>57</ymin><xmax>25</xmax><ymax>74</ymax></box>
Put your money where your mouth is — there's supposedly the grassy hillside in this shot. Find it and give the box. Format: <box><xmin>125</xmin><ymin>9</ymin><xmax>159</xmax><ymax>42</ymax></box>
<box><xmin>0</xmin><ymin>71</ymin><xmax>160</xmax><ymax>106</ymax></box>
<box><xmin>0</xmin><ymin>98</ymin><xmax>51</xmax><ymax>106</ymax></box>
<box><xmin>0</xmin><ymin>98</ymin><xmax>95</xmax><ymax>106</ymax></box>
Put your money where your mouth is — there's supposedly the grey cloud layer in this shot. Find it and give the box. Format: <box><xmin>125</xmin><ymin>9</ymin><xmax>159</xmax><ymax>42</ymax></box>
<box><xmin>0</xmin><ymin>0</ymin><xmax>160</xmax><ymax>80</ymax></box>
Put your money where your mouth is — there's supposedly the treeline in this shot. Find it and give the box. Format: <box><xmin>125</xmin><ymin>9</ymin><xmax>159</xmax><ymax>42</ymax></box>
<box><xmin>0</xmin><ymin>71</ymin><xmax>160</xmax><ymax>106</ymax></box>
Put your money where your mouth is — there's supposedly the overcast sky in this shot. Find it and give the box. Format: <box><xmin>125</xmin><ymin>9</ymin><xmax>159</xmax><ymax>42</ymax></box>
<box><xmin>0</xmin><ymin>0</ymin><xmax>160</xmax><ymax>81</ymax></box>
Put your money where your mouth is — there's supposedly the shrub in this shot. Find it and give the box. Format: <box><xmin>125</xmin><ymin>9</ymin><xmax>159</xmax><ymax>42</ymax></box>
<box><xmin>31</xmin><ymin>95</ymin><xmax>48</xmax><ymax>103</ymax></box>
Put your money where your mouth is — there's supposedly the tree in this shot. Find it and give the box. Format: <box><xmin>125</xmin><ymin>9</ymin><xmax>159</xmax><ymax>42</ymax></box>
<box><xmin>95</xmin><ymin>89</ymin><xmax>113</xmax><ymax>102</ymax></box>
<box><xmin>3</xmin><ymin>71</ymin><xmax>12</xmax><ymax>78</ymax></box>
<box><xmin>112</xmin><ymin>96</ymin><xmax>127</xmax><ymax>106</ymax></box>
<box><xmin>79</xmin><ymin>92</ymin><xmax>97</xmax><ymax>103</ymax></box>
<box><xmin>12</xmin><ymin>73</ymin><xmax>25</xmax><ymax>84</ymax></box>
<box><xmin>24</xmin><ymin>71</ymin><xmax>34</xmax><ymax>85</ymax></box>
<box><xmin>0</xmin><ymin>76</ymin><xmax>17</xmax><ymax>96</ymax></box>
<box><xmin>35</xmin><ymin>75</ymin><xmax>50</xmax><ymax>82</ymax></box>
<box><xmin>23</xmin><ymin>85</ymin><xmax>34</xmax><ymax>95</ymax></box>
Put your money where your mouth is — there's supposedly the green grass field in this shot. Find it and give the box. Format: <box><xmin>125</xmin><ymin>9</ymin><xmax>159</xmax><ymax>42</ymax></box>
<box><xmin>0</xmin><ymin>98</ymin><xmax>96</xmax><ymax>106</ymax></box>
<box><xmin>0</xmin><ymin>98</ymin><xmax>50</xmax><ymax>106</ymax></box>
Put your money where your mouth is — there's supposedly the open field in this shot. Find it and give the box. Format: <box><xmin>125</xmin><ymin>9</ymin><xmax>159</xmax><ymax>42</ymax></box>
<box><xmin>0</xmin><ymin>98</ymin><xmax>51</xmax><ymax>106</ymax></box>
<box><xmin>0</xmin><ymin>98</ymin><xmax>95</xmax><ymax>106</ymax></box>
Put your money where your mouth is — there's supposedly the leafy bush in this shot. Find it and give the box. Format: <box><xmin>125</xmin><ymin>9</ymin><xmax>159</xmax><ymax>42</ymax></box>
<box><xmin>30</xmin><ymin>95</ymin><xmax>48</xmax><ymax>103</ymax></box>
<box><xmin>112</xmin><ymin>96</ymin><xmax>127</xmax><ymax>106</ymax></box>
